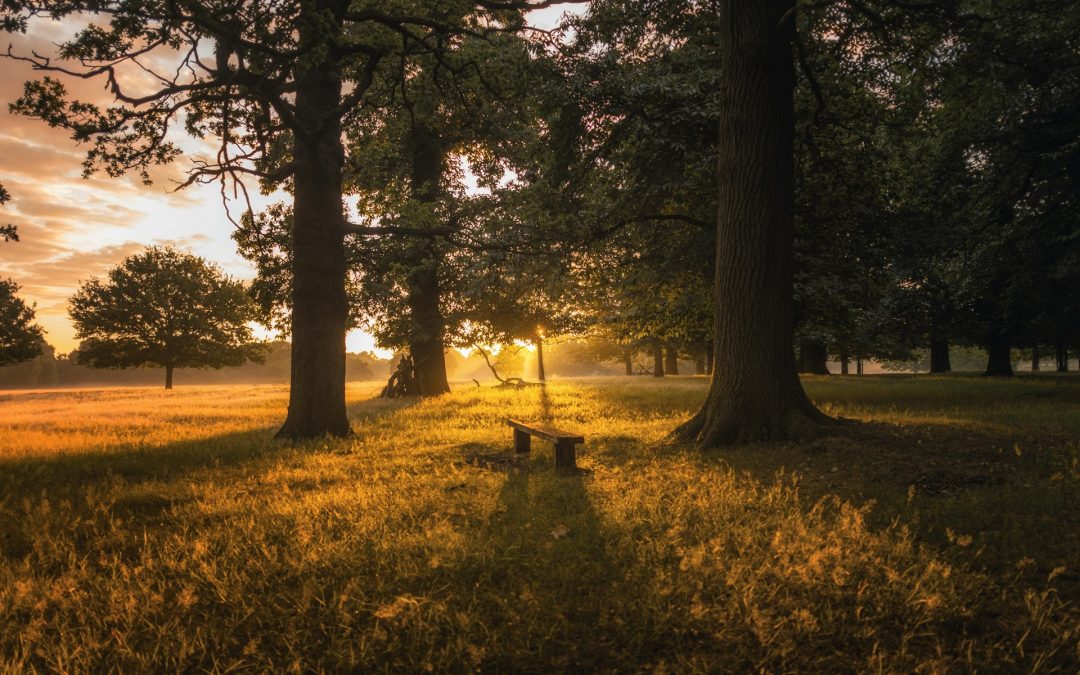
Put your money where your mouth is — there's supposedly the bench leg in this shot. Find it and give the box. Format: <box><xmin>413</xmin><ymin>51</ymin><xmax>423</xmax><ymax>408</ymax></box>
<box><xmin>514</xmin><ymin>428</ymin><xmax>531</xmax><ymax>454</ymax></box>
<box><xmin>554</xmin><ymin>440</ymin><xmax>577</xmax><ymax>470</ymax></box>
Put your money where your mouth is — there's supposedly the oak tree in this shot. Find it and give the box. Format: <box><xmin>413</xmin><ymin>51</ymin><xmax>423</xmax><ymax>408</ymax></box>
<box><xmin>68</xmin><ymin>247</ymin><xmax>266</xmax><ymax>389</ymax></box>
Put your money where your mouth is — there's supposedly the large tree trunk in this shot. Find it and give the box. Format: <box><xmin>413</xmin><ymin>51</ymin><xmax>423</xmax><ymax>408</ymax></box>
<box><xmin>1031</xmin><ymin>347</ymin><xmax>1040</xmax><ymax>372</ymax></box>
<box><xmin>798</xmin><ymin>339</ymin><xmax>830</xmax><ymax>375</ymax></box>
<box><xmin>677</xmin><ymin>0</ymin><xmax>828</xmax><ymax>446</ymax></box>
<box><xmin>623</xmin><ymin>347</ymin><xmax>634</xmax><ymax>375</ymax></box>
<box><xmin>278</xmin><ymin>5</ymin><xmax>350</xmax><ymax>439</ymax></box>
<box><xmin>665</xmin><ymin>344</ymin><xmax>679</xmax><ymax>375</ymax></box>
<box><xmin>406</xmin><ymin>259</ymin><xmax>450</xmax><ymax>396</ymax></box>
<box><xmin>839</xmin><ymin>351</ymin><xmax>849</xmax><ymax>375</ymax></box>
<box><xmin>984</xmin><ymin>333</ymin><xmax>1013</xmax><ymax>377</ymax></box>
<box><xmin>164</xmin><ymin>364</ymin><xmax>174</xmax><ymax>390</ymax></box>
<box><xmin>929</xmin><ymin>338</ymin><xmax>951</xmax><ymax>373</ymax></box>
<box><xmin>404</xmin><ymin>122</ymin><xmax>451</xmax><ymax>396</ymax></box>
<box><xmin>652</xmin><ymin>339</ymin><xmax>664</xmax><ymax>378</ymax></box>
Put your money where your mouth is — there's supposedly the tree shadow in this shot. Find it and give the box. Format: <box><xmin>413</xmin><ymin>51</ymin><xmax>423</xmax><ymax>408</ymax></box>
<box><xmin>538</xmin><ymin>385</ymin><xmax>553</xmax><ymax>424</ymax></box>
<box><xmin>0</xmin><ymin>393</ymin><xmax>421</xmax><ymax>522</ymax></box>
<box><xmin>700</xmin><ymin>418</ymin><xmax>1080</xmax><ymax>596</ymax></box>
<box><xmin>345</xmin><ymin>393</ymin><xmax>423</xmax><ymax>426</ymax></box>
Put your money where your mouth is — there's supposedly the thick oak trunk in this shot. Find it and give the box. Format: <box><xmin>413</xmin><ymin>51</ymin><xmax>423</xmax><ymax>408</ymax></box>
<box><xmin>677</xmin><ymin>0</ymin><xmax>828</xmax><ymax>446</ymax></box>
<box><xmin>165</xmin><ymin>364</ymin><xmax>174</xmax><ymax>390</ymax></box>
<box><xmin>664</xmin><ymin>344</ymin><xmax>679</xmax><ymax>376</ymax></box>
<box><xmin>839</xmin><ymin>352</ymin><xmax>849</xmax><ymax>375</ymax></box>
<box><xmin>404</xmin><ymin>122</ymin><xmax>451</xmax><ymax>396</ymax></box>
<box><xmin>277</xmin><ymin>12</ymin><xmax>350</xmax><ymax>439</ymax></box>
<box><xmin>930</xmin><ymin>338</ymin><xmax>951</xmax><ymax>373</ymax></box>
<box><xmin>798</xmin><ymin>339</ymin><xmax>830</xmax><ymax>375</ymax></box>
<box><xmin>406</xmin><ymin>260</ymin><xmax>450</xmax><ymax>396</ymax></box>
<box><xmin>984</xmin><ymin>333</ymin><xmax>1013</xmax><ymax>377</ymax></box>
<box><xmin>652</xmin><ymin>339</ymin><xmax>664</xmax><ymax>378</ymax></box>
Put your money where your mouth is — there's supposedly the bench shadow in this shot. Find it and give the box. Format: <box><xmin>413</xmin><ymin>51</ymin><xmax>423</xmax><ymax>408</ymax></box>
<box><xmin>459</xmin><ymin>465</ymin><xmax>630</xmax><ymax>670</ymax></box>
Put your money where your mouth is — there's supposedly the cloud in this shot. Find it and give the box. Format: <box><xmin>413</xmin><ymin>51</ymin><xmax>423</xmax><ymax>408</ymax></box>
<box><xmin>0</xmin><ymin>19</ymin><xmax>282</xmax><ymax>354</ymax></box>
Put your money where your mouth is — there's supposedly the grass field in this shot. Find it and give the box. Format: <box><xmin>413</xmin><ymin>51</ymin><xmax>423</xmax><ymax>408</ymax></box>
<box><xmin>1</xmin><ymin>375</ymin><xmax>1078</xmax><ymax>671</ymax></box>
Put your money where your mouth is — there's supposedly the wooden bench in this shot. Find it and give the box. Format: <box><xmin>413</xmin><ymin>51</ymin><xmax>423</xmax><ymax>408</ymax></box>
<box><xmin>506</xmin><ymin>418</ymin><xmax>584</xmax><ymax>470</ymax></box>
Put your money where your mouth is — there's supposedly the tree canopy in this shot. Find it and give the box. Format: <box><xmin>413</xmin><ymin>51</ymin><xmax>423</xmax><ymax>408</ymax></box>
<box><xmin>68</xmin><ymin>247</ymin><xmax>267</xmax><ymax>389</ymax></box>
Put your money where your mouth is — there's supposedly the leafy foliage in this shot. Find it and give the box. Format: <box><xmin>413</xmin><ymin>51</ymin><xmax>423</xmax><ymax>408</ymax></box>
<box><xmin>68</xmin><ymin>247</ymin><xmax>266</xmax><ymax>376</ymax></box>
<box><xmin>0</xmin><ymin>278</ymin><xmax>43</xmax><ymax>366</ymax></box>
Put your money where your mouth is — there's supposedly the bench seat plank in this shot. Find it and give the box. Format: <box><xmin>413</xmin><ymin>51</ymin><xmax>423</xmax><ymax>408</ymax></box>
<box><xmin>506</xmin><ymin>418</ymin><xmax>584</xmax><ymax>445</ymax></box>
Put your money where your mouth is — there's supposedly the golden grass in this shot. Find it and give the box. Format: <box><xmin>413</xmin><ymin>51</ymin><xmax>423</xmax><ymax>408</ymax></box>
<box><xmin>0</xmin><ymin>376</ymin><xmax>1078</xmax><ymax>671</ymax></box>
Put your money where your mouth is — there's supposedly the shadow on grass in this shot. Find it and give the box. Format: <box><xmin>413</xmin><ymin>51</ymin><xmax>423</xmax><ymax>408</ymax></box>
<box><xmin>458</xmin><ymin>463</ymin><xmax>650</xmax><ymax>671</ymax></box>
<box><xmin>702</xmin><ymin>418</ymin><xmax>1080</xmax><ymax>598</ymax></box>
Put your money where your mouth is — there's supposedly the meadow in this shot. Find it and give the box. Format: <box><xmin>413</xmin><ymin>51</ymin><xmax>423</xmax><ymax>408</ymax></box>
<box><xmin>0</xmin><ymin>375</ymin><xmax>1078</xmax><ymax>672</ymax></box>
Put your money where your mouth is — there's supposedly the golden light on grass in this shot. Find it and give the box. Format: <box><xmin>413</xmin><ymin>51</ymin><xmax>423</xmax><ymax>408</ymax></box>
<box><xmin>0</xmin><ymin>376</ymin><xmax>1077</xmax><ymax>670</ymax></box>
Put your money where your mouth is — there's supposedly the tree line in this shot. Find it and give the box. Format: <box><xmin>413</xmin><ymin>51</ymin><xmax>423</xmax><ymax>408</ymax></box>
<box><xmin>1</xmin><ymin>0</ymin><xmax>1077</xmax><ymax>445</ymax></box>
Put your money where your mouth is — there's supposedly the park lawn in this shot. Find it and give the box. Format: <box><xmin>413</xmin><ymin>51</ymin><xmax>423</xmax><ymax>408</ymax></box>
<box><xmin>0</xmin><ymin>376</ymin><xmax>1078</xmax><ymax>672</ymax></box>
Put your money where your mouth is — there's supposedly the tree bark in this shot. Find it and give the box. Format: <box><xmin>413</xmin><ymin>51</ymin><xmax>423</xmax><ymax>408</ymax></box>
<box><xmin>535</xmin><ymin>337</ymin><xmax>546</xmax><ymax>382</ymax></box>
<box><xmin>652</xmin><ymin>339</ymin><xmax>664</xmax><ymax>378</ymax></box>
<box><xmin>798</xmin><ymin>339</ymin><xmax>830</xmax><ymax>375</ymax></box>
<box><xmin>1031</xmin><ymin>346</ymin><xmax>1040</xmax><ymax>372</ymax></box>
<box><xmin>839</xmin><ymin>351</ymin><xmax>849</xmax><ymax>375</ymax></box>
<box><xmin>165</xmin><ymin>364</ymin><xmax>174</xmax><ymax>390</ymax></box>
<box><xmin>404</xmin><ymin>121</ymin><xmax>451</xmax><ymax>396</ymax></box>
<box><xmin>623</xmin><ymin>347</ymin><xmax>634</xmax><ymax>375</ymax></box>
<box><xmin>929</xmin><ymin>338</ymin><xmax>951</xmax><ymax>373</ymax></box>
<box><xmin>856</xmin><ymin>359</ymin><xmax>864</xmax><ymax>375</ymax></box>
<box><xmin>405</xmin><ymin>255</ymin><xmax>450</xmax><ymax>396</ymax></box>
<box><xmin>676</xmin><ymin>0</ymin><xmax>829</xmax><ymax>446</ymax></box>
<box><xmin>664</xmin><ymin>344</ymin><xmax>679</xmax><ymax>375</ymax></box>
<box><xmin>984</xmin><ymin>333</ymin><xmax>1013</xmax><ymax>377</ymax></box>
<box><xmin>277</xmin><ymin>3</ymin><xmax>350</xmax><ymax>439</ymax></box>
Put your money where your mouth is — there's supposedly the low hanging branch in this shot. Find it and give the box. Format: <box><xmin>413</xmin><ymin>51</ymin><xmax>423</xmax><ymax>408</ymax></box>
<box><xmin>471</xmin><ymin>342</ymin><xmax>539</xmax><ymax>389</ymax></box>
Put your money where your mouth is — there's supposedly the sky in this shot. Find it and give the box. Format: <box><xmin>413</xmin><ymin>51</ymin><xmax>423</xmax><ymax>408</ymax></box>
<box><xmin>0</xmin><ymin>5</ymin><xmax>581</xmax><ymax>357</ymax></box>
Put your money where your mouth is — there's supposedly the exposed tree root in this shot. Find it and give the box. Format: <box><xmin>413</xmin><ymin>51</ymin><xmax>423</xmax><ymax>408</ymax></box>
<box><xmin>674</xmin><ymin>393</ymin><xmax>836</xmax><ymax>448</ymax></box>
<box><xmin>380</xmin><ymin>353</ymin><xmax>436</xmax><ymax>399</ymax></box>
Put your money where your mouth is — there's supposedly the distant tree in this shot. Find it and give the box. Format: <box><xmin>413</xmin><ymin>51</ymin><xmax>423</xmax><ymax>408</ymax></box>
<box><xmin>1</xmin><ymin>180</ymin><xmax>16</xmax><ymax>242</ymax></box>
<box><xmin>0</xmin><ymin>278</ymin><xmax>44</xmax><ymax>366</ymax></box>
<box><xmin>68</xmin><ymin>247</ymin><xmax>267</xmax><ymax>389</ymax></box>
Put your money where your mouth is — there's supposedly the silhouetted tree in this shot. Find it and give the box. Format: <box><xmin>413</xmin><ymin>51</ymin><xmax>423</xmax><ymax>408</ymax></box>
<box><xmin>0</xmin><ymin>278</ymin><xmax>43</xmax><ymax>366</ymax></box>
<box><xmin>68</xmin><ymin>247</ymin><xmax>266</xmax><ymax>389</ymax></box>
<box><xmin>0</xmin><ymin>181</ymin><xmax>16</xmax><ymax>242</ymax></box>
